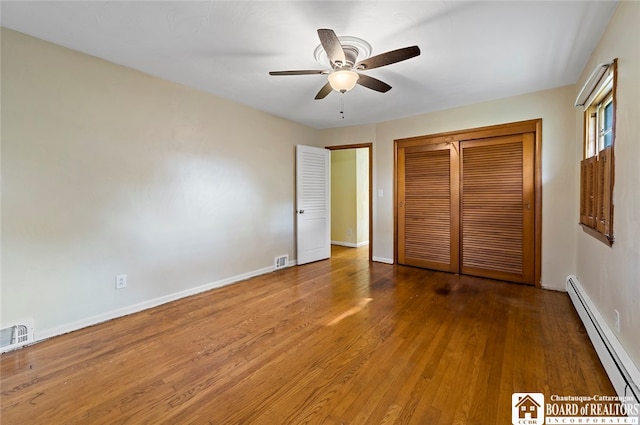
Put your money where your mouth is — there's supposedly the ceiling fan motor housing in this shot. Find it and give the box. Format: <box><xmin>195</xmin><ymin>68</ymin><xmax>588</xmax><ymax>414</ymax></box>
<box><xmin>313</xmin><ymin>35</ymin><xmax>373</xmax><ymax>70</ymax></box>
<box><xmin>336</xmin><ymin>45</ymin><xmax>359</xmax><ymax>69</ymax></box>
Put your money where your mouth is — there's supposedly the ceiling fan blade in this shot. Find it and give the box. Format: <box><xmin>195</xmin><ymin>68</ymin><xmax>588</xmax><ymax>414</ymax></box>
<box><xmin>356</xmin><ymin>74</ymin><xmax>392</xmax><ymax>93</ymax></box>
<box><xmin>269</xmin><ymin>70</ymin><xmax>327</xmax><ymax>76</ymax></box>
<box><xmin>317</xmin><ymin>29</ymin><xmax>346</xmax><ymax>67</ymax></box>
<box><xmin>355</xmin><ymin>46</ymin><xmax>421</xmax><ymax>70</ymax></box>
<box><xmin>314</xmin><ymin>81</ymin><xmax>333</xmax><ymax>100</ymax></box>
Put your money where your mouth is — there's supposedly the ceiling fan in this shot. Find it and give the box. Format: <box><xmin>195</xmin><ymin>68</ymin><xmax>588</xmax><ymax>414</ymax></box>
<box><xmin>269</xmin><ymin>29</ymin><xmax>420</xmax><ymax>100</ymax></box>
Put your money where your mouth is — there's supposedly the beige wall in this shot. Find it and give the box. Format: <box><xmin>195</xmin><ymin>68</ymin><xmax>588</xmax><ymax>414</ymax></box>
<box><xmin>1</xmin><ymin>29</ymin><xmax>320</xmax><ymax>338</ymax></box>
<box><xmin>574</xmin><ymin>1</ymin><xmax>640</xmax><ymax>371</ymax></box>
<box><xmin>331</xmin><ymin>150</ymin><xmax>357</xmax><ymax>244</ymax></box>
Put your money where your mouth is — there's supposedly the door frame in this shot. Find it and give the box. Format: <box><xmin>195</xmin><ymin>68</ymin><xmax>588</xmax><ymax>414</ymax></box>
<box><xmin>326</xmin><ymin>143</ymin><xmax>373</xmax><ymax>262</ymax></box>
<box><xmin>394</xmin><ymin>119</ymin><xmax>542</xmax><ymax>287</ymax></box>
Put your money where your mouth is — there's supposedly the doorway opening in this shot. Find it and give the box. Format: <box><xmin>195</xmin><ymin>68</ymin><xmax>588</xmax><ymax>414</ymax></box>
<box><xmin>327</xmin><ymin>143</ymin><xmax>373</xmax><ymax>262</ymax></box>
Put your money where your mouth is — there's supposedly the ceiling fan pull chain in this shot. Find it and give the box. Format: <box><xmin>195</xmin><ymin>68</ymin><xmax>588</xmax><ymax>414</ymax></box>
<box><xmin>340</xmin><ymin>96</ymin><xmax>345</xmax><ymax>119</ymax></box>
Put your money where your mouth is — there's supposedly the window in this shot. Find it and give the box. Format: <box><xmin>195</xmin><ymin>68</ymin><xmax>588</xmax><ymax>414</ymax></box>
<box><xmin>577</xmin><ymin>59</ymin><xmax>617</xmax><ymax>245</ymax></box>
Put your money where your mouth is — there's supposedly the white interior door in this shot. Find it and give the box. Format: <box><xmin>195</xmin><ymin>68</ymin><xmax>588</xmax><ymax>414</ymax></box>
<box><xmin>296</xmin><ymin>145</ymin><xmax>331</xmax><ymax>265</ymax></box>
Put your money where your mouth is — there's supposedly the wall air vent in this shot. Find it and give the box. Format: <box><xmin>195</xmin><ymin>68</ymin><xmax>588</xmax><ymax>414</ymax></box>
<box><xmin>1</xmin><ymin>319</ymin><xmax>35</xmax><ymax>353</ymax></box>
<box><xmin>274</xmin><ymin>255</ymin><xmax>289</xmax><ymax>270</ymax></box>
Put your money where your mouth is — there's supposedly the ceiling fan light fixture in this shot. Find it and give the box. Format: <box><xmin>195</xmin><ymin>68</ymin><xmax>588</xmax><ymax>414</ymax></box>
<box><xmin>328</xmin><ymin>70</ymin><xmax>359</xmax><ymax>93</ymax></box>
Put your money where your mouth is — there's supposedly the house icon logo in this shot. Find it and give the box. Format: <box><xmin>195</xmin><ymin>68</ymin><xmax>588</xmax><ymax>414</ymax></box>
<box><xmin>512</xmin><ymin>393</ymin><xmax>544</xmax><ymax>425</ymax></box>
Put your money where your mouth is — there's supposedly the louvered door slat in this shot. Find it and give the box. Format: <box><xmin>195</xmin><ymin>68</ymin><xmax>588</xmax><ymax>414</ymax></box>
<box><xmin>460</xmin><ymin>134</ymin><xmax>534</xmax><ymax>284</ymax></box>
<box><xmin>580</xmin><ymin>156</ymin><xmax>597</xmax><ymax>227</ymax></box>
<box><xmin>398</xmin><ymin>144</ymin><xmax>459</xmax><ymax>272</ymax></box>
<box><xmin>596</xmin><ymin>146</ymin><xmax>613</xmax><ymax>236</ymax></box>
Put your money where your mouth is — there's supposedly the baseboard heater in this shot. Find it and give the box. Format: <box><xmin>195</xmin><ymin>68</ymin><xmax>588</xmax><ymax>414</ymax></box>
<box><xmin>566</xmin><ymin>275</ymin><xmax>640</xmax><ymax>406</ymax></box>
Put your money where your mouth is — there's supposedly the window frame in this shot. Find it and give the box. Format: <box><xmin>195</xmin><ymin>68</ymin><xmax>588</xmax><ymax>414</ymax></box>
<box><xmin>579</xmin><ymin>59</ymin><xmax>617</xmax><ymax>246</ymax></box>
<box><xmin>599</xmin><ymin>93</ymin><xmax>614</xmax><ymax>150</ymax></box>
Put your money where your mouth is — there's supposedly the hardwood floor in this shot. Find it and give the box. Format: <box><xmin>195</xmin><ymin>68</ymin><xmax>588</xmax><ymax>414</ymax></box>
<box><xmin>1</xmin><ymin>245</ymin><xmax>615</xmax><ymax>424</ymax></box>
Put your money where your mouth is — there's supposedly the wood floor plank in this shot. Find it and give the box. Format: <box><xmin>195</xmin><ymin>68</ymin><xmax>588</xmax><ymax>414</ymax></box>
<box><xmin>1</xmin><ymin>246</ymin><xmax>616</xmax><ymax>424</ymax></box>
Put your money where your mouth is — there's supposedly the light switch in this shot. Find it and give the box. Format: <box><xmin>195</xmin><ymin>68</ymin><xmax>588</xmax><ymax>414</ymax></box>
<box><xmin>378</xmin><ymin>189</ymin><xmax>383</xmax><ymax>197</ymax></box>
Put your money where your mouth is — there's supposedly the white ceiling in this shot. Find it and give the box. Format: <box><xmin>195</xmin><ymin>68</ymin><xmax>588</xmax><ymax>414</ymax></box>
<box><xmin>1</xmin><ymin>1</ymin><xmax>618</xmax><ymax>129</ymax></box>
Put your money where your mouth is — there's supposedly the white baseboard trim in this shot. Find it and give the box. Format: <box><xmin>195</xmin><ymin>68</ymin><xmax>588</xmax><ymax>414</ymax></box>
<box><xmin>33</xmin><ymin>262</ymin><xmax>296</xmax><ymax>345</ymax></box>
<box><xmin>373</xmin><ymin>256</ymin><xmax>393</xmax><ymax>264</ymax></box>
<box><xmin>331</xmin><ymin>240</ymin><xmax>370</xmax><ymax>248</ymax></box>
<box><xmin>566</xmin><ymin>275</ymin><xmax>640</xmax><ymax>406</ymax></box>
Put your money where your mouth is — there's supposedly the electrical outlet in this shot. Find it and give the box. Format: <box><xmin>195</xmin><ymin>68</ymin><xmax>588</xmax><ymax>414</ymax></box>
<box><xmin>116</xmin><ymin>274</ymin><xmax>127</xmax><ymax>289</ymax></box>
<box><xmin>614</xmin><ymin>309</ymin><xmax>620</xmax><ymax>333</ymax></box>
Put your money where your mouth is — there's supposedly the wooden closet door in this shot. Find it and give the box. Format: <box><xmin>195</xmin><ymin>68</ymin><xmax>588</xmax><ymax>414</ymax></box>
<box><xmin>398</xmin><ymin>143</ymin><xmax>459</xmax><ymax>272</ymax></box>
<box><xmin>460</xmin><ymin>133</ymin><xmax>535</xmax><ymax>284</ymax></box>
